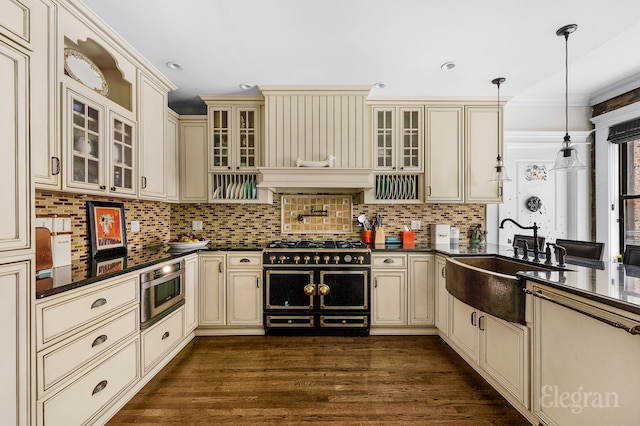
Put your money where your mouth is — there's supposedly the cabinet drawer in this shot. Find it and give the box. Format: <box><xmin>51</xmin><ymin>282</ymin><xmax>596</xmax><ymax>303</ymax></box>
<box><xmin>0</xmin><ymin>0</ymin><xmax>31</xmax><ymax>46</ymax></box>
<box><xmin>372</xmin><ymin>254</ymin><xmax>407</xmax><ymax>268</ymax></box>
<box><xmin>40</xmin><ymin>338</ymin><xmax>140</xmax><ymax>426</ymax></box>
<box><xmin>227</xmin><ymin>252</ymin><xmax>262</xmax><ymax>268</ymax></box>
<box><xmin>38</xmin><ymin>307</ymin><xmax>139</xmax><ymax>395</ymax></box>
<box><xmin>142</xmin><ymin>307</ymin><xmax>184</xmax><ymax>372</ymax></box>
<box><xmin>36</xmin><ymin>276</ymin><xmax>138</xmax><ymax>349</ymax></box>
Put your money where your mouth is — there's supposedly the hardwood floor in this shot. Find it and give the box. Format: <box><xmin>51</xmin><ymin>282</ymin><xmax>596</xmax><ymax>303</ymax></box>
<box><xmin>108</xmin><ymin>336</ymin><xmax>531</xmax><ymax>425</ymax></box>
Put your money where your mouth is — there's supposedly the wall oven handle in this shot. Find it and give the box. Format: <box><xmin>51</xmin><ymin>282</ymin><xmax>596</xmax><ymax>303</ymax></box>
<box><xmin>91</xmin><ymin>298</ymin><xmax>107</xmax><ymax>309</ymax></box>
<box><xmin>141</xmin><ymin>270</ymin><xmax>184</xmax><ymax>290</ymax></box>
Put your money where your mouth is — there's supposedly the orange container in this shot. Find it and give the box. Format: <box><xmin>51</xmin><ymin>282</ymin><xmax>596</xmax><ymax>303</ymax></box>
<box><xmin>400</xmin><ymin>231</ymin><xmax>415</xmax><ymax>247</ymax></box>
<box><xmin>362</xmin><ymin>230</ymin><xmax>373</xmax><ymax>244</ymax></box>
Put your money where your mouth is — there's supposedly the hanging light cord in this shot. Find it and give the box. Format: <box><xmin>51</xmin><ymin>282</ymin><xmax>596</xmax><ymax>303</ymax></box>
<box><xmin>564</xmin><ymin>30</ymin><xmax>569</xmax><ymax>145</ymax></box>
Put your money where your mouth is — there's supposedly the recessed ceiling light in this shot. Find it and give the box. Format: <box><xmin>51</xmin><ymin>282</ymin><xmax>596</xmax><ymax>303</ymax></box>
<box><xmin>165</xmin><ymin>61</ymin><xmax>184</xmax><ymax>71</ymax></box>
<box><xmin>441</xmin><ymin>61</ymin><xmax>456</xmax><ymax>70</ymax></box>
<box><xmin>373</xmin><ymin>82</ymin><xmax>386</xmax><ymax>89</ymax></box>
<box><xmin>239</xmin><ymin>83</ymin><xmax>254</xmax><ymax>90</ymax></box>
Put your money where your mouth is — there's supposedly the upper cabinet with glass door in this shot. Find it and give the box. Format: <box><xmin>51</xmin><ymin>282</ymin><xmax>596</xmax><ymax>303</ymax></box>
<box><xmin>62</xmin><ymin>83</ymin><xmax>137</xmax><ymax>197</ymax></box>
<box><xmin>207</xmin><ymin>103</ymin><xmax>261</xmax><ymax>172</ymax></box>
<box><xmin>373</xmin><ymin>106</ymin><xmax>423</xmax><ymax>172</ymax></box>
<box><xmin>368</xmin><ymin>105</ymin><xmax>423</xmax><ymax>203</ymax></box>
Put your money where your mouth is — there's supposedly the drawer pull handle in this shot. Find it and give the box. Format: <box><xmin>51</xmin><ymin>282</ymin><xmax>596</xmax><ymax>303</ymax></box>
<box><xmin>91</xmin><ymin>298</ymin><xmax>107</xmax><ymax>309</ymax></box>
<box><xmin>383</xmin><ymin>259</ymin><xmax>394</xmax><ymax>264</ymax></box>
<box><xmin>240</xmin><ymin>258</ymin><xmax>250</xmax><ymax>263</ymax></box>
<box><xmin>92</xmin><ymin>335</ymin><xmax>108</xmax><ymax>347</ymax></box>
<box><xmin>441</xmin><ymin>267</ymin><xmax>446</xmax><ymax>278</ymax></box>
<box><xmin>92</xmin><ymin>380</ymin><xmax>108</xmax><ymax>396</ymax></box>
<box><xmin>162</xmin><ymin>331</ymin><xmax>170</xmax><ymax>340</ymax></box>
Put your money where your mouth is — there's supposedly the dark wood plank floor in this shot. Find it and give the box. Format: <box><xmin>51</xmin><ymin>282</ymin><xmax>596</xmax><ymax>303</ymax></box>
<box><xmin>107</xmin><ymin>336</ymin><xmax>531</xmax><ymax>425</ymax></box>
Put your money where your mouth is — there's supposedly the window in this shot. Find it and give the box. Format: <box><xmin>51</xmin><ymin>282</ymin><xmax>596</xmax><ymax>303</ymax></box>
<box><xmin>619</xmin><ymin>138</ymin><xmax>640</xmax><ymax>251</ymax></box>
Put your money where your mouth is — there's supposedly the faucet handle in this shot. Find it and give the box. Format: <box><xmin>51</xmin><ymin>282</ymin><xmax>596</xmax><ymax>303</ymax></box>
<box><xmin>517</xmin><ymin>239</ymin><xmax>530</xmax><ymax>260</ymax></box>
<box><xmin>553</xmin><ymin>244</ymin><xmax>567</xmax><ymax>267</ymax></box>
<box><xmin>544</xmin><ymin>242</ymin><xmax>553</xmax><ymax>265</ymax></box>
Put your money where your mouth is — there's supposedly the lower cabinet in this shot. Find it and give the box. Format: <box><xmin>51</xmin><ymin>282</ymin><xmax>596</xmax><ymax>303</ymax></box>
<box><xmin>371</xmin><ymin>253</ymin><xmax>434</xmax><ymax>333</ymax></box>
<box><xmin>0</xmin><ymin>259</ymin><xmax>32</xmax><ymax>426</ymax></box>
<box><xmin>434</xmin><ymin>255</ymin><xmax>449</xmax><ymax>333</ymax></box>
<box><xmin>141</xmin><ymin>307</ymin><xmax>184</xmax><ymax>374</ymax></box>
<box><xmin>38</xmin><ymin>338</ymin><xmax>140</xmax><ymax>426</ymax></box>
<box><xmin>449</xmin><ymin>296</ymin><xmax>529</xmax><ymax>408</ymax></box>
<box><xmin>199</xmin><ymin>251</ymin><xmax>263</xmax><ymax>334</ymax></box>
<box><xmin>530</xmin><ymin>282</ymin><xmax>640</xmax><ymax>425</ymax></box>
<box><xmin>183</xmin><ymin>254</ymin><xmax>199</xmax><ymax>334</ymax></box>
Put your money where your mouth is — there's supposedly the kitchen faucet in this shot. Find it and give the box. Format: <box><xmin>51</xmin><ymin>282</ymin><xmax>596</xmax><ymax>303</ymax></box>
<box><xmin>500</xmin><ymin>218</ymin><xmax>541</xmax><ymax>262</ymax></box>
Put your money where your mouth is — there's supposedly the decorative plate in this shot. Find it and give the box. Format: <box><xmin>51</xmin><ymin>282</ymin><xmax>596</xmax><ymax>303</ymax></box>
<box><xmin>167</xmin><ymin>240</ymin><xmax>210</xmax><ymax>250</ymax></box>
<box><xmin>64</xmin><ymin>48</ymin><xmax>109</xmax><ymax>96</ymax></box>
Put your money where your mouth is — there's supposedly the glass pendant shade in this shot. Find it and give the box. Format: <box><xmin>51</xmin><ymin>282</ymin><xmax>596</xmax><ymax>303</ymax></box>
<box><xmin>550</xmin><ymin>134</ymin><xmax>586</xmax><ymax>171</ymax></box>
<box><xmin>489</xmin><ymin>155</ymin><xmax>512</xmax><ymax>182</ymax></box>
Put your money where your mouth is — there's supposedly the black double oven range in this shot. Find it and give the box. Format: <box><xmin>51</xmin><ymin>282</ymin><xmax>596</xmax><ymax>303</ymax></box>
<box><xmin>263</xmin><ymin>240</ymin><xmax>371</xmax><ymax>336</ymax></box>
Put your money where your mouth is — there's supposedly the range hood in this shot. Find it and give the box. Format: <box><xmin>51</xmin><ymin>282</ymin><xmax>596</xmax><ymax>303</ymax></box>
<box><xmin>257</xmin><ymin>85</ymin><xmax>373</xmax><ymax>193</ymax></box>
<box><xmin>257</xmin><ymin>167</ymin><xmax>375</xmax><ymax>193</ymax></box>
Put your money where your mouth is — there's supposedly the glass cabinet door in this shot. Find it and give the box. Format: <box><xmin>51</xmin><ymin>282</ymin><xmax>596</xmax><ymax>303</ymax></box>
<box><xmin>111</xmin><ymin>113</ymin><xmax>135</xmax><ymax>194</ymax></box>
<box><xmin>400</xmin><ymin>108</ymin><xmax>422</xmax><ymax>171</ymax></box>
<box><xmin>237</xmin><ymin>108</ymin><xmax>258</xmax><ymax>169</ymax></box>
<box><xmin>374</xmin><ymin>108</ymin><xmax>395</xmax><ymax>169</ymax></box>
<box><xmin>210</xmin><ymin>109</ymin><xmax>231</xmax><ymax>169</ymax></box>
<box><xmin>70</xmin><ymin>95</ymin><xmax>102</xmax><ymax>186</ymax></box>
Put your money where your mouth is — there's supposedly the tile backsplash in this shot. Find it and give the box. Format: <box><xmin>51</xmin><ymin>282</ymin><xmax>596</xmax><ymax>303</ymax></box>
<box><xmin>281</xmin><ymin>195</ymin><xmax>352</xmax><ymax>233</ymax></box>
<box><xmin>36</xmin><ymin>191</ymin><xmax>486</xmax><ymax>258</ymax></box>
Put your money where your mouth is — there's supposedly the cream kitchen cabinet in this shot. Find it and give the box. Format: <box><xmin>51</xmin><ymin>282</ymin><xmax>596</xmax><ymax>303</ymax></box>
<box><xmin>166</xmin><ymin>109</ymin><xmax>180</xmax><ymax>202</ymax></box>
<box><xmin>141</xmin><ymin>307</ymin><xmax>184</xmax><ymax>374</ymax></box>
<box><xmin>226</xmin><ymin>253</ymin><xmax>262</xmax><ymax>327</ymax></box>
<box><xmin>199</xmin><ymin>253</ymin><xmax>226</xmax><ymax>326</ymax></box>
<box><xmin>529</xmin><ymin>282</ymin><xmax>640</xmax><ymax>425</ymax></box>
<box><xmin>198</xmin><ymin>252</ymin><xmax>263</xmax><ymax>333</ymax></box>
<box><xmin>203</xmin><ymin>98</ymin><xmax>262</xmax><ymax>172</ymax></box>
<box><xmin>138</xmin><ymin>71</ymin><xmax>168</xmax><ymax>200</ymax></box>
<box><xmin>371</xmin><ymin>253</ymin><xmax>434</xmax><ymax>333</ymax></box>
<box><xmin>372</xmin><ymin>106</ymin><xmax>423</xmax><ymax>172</ymax></box>
<box><xmin>0</xmin><ymin>39</ymin><xmax>30</xmax><ymax>254</ymax></box>
<box><xmin>35</xmin><ymin>271</ymin><xmax>141</xmax><ymax>426</ymax></box>
<box><xmin>183</xmin><ymin>253</ymin><xmax>199</xmax><ymax>334</ymax></box>
<box><xmin>407</xmin><ymin>254</ymin><xmax>434</xmax><ymax>326</ymax></box>
<box><xmin>449</xmin><ymin>296</ymin><xmax>529</xmax><ymax>408</ymax></box>
<box><xmin>26</xmin><ymin>0</ymin><xmax>60</xmax><ymax>190</ymax></box>
<box><xmin>62</xmin><ymin>83</ymin><xmax>138</xmax><ymax>197</ymax></box>
<box><xmin>426</xmin><ymin>107</ymin><xmax>464</xmax><ymax>202</ymax></box>
<box><xmin>425</xmin><ymin>104</ymin><xmax>503</xmax><ymax>203</ymax></box>
<box><xmin>434</xmin><ymin>255</ymin><xmax>449</xmax><ymax>334</ymax></box>
<box><xmin>0</xmin><ymin>260</ymin><xmax>32</xmax><ymax>426</ymax></box>
<box><xmin>465</xmin><ymin>106</ymin><xmax>503</xmax><ymax>203</ymax></box>
<box><xmin>179</xmin><ymin>116</ymin><xmax>208</xmax><ymax>203</ymax></box>
<box><xmin>371</xmin><ymin>254</ymin><xmax>407</xmax><ymax>326</ymax></box>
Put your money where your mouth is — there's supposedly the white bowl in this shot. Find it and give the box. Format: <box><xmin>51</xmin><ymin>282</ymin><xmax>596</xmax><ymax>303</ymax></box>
<box><xmin>167</xmin><ymin>240</ymin><xmax>209</xmax><ymax>250</ymax></box>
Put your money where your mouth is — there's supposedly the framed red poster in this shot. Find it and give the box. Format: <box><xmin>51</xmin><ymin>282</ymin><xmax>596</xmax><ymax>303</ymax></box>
<box><xmin>87</xmin><ymin>201</ymin><xmax>127</xmax><ymax>258</ymax></box>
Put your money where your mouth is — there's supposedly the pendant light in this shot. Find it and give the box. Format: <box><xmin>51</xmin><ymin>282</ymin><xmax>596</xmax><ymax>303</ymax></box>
<box><xmin>489</xmin><ymin>77</ymin><xmax>511</xmax><ymax>182</ymax></box>
<box><xmin>550</xmin><ymin>24</ymin><xmax>586</xmax><ymax>171</ymax></box>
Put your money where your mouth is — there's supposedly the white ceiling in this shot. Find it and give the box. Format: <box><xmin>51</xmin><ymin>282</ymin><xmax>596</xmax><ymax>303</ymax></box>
<box><xmin>83</xmin><ymin>0</ymin><xmax>640</xmax><ymax>115</ymax></box>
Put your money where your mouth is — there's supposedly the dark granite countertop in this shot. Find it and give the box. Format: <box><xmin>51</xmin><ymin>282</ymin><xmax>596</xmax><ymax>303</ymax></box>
<box><xmin>432</xmin><ymin>243</ymin><xmax>640</xmax><ymax>316</ymax></box>
<box><xmin>35</xmin><ymin>243</ymin><xmax>262</xmax><ymax>299</ymax></box>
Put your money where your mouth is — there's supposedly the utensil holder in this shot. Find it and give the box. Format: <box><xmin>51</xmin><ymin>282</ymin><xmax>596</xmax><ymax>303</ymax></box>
<box><xmin>362</xmin><ymin>230</ymin><xmax>373</xmax><ymax>244</ymax></box>
<box><xmin>374</xmin><ymin>227</ymin><xmax>386</xmax><ymax>245</ymax></box>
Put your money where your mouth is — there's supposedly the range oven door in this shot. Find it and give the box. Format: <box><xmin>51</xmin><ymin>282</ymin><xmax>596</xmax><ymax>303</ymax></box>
<box><xmin>264</xmin><ymin>269</ymin><xmax>314</xmax><ymax>310</ymax></box>
<box><xmin>319</xmin><ymin>269</ymin><xmax>369</xmax><ymax>311</ymax></box>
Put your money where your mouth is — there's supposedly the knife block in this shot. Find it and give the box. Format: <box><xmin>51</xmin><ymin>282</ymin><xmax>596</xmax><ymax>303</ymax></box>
<box><xmin>374</xmin><ymin>227</ymin><xmax>386</xmax><ymax>245</ymax></box>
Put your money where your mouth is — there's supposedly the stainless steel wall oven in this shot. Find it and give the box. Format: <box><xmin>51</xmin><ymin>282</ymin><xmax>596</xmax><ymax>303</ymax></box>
<box><xmin>140</xmin><ymin>261</ymin><xmax>185</xmax><ymax>329</ymax></box>
<box><xmin>263</xmin><ymin>240</ymin><xmax>371</xmax><ymax>336</ymax></box>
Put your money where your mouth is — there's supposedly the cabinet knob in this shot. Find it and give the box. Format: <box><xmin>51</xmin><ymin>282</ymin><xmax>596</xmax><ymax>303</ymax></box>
<box><xmin>110</xmin><ymin>187</ymin><xmax>116</xmax><ymax>191</ymax></box>
<box><xmin>99</xmin><ymin>185</ymin><xmax>106</xmax><ymax>190</ymax></box>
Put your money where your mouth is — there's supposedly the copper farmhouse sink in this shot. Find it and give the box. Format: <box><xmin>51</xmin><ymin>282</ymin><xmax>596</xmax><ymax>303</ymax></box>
<box><xmin>446</xmin><ymin>256</ymin><xmax>554</xmax><ymax>324</ymax></box>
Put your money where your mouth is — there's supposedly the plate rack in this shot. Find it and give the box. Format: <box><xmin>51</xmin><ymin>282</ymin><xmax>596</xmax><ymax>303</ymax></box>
<box><xmin>210</xmin><ymin>173</ymin><xmax>259</xmax><ymax>201</ymax></box>
<box><xmin>374</xmin><ymin>174</ymin><xmax>421</xmax><ymax>201</ymax></box>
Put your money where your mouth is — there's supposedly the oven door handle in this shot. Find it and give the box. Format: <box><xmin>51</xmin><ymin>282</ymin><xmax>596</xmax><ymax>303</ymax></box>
<box><xmin>141</xmin><ymin>270</ymin><xmax>184</xmax><ymax>290</ymax></box>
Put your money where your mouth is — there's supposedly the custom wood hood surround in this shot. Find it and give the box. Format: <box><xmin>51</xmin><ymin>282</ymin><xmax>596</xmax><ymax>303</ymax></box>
<box><xmin>257</xmin><ymin>85</ymin><xmax>374</xmax><ymax>192</ymax></box>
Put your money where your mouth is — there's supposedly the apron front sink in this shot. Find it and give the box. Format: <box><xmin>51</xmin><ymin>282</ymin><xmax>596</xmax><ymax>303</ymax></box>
<box><xmin>446</xmin><ymin>256</ymin><xmax>554</xmax><ymax>324</ymax></box>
